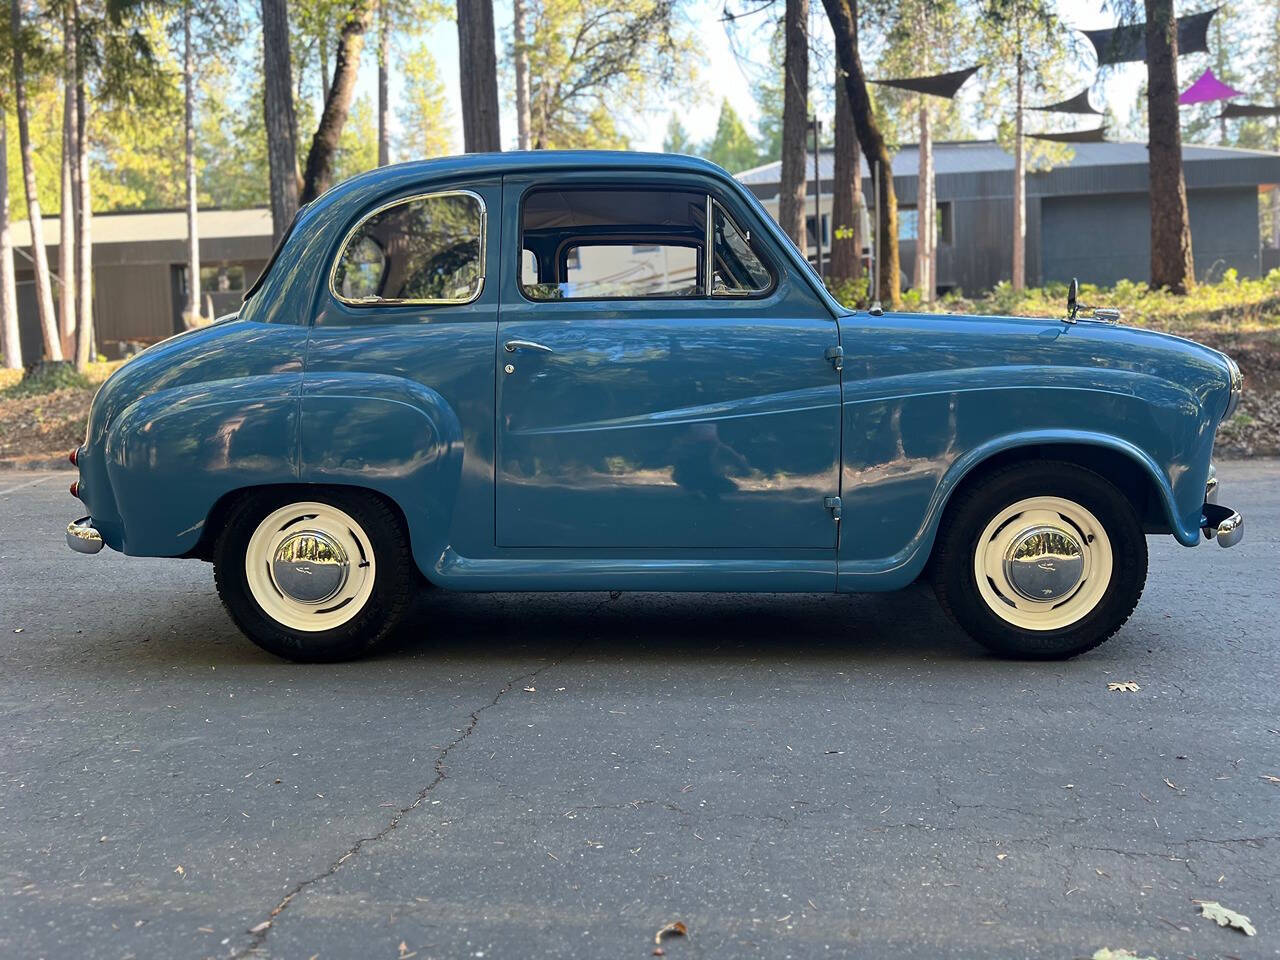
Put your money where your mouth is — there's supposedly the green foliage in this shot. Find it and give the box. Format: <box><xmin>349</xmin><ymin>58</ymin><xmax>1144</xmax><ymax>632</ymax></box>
<box><xmin>750</xmin><ymin>22</ymin><xmax>783</xmax><ymax>165</ymax></box>
<box><xmin>662</xmin><ymin>115</ymin><xmax>696</xmax><ymax>155</ymax></box>
<box><xmin>397</xmin><ymin>43</ymin><xmax>454</xmax><ymax>161</ymax></box>
<box><xmin>333</xmin><ymin>95</ymin><xmax>377</xmax><ymax>185</ymax></box>
<box><xmin>703</xmin><ymin>100</ymin><xmax>759</xmax><ymax>173</ymax></box>
<box><xmin>1</xmin><ymin>361</ymin><xmax>91</xmax><ymax>397</ymax></box>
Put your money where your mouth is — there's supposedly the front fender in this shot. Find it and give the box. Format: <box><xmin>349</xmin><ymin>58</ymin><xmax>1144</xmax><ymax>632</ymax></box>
<box><xmin>299</xmin><ymin>373</ymin><xmax>464</xmax><ymax>577</ymax></box>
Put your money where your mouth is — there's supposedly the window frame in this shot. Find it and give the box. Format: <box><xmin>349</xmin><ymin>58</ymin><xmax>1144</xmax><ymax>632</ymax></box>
<box><xmin>515</xmin><ymin>184</ymin><xmax>776</xmax><ymax>305</ymax></box>
<box><xmin>328</xmin><ymin>188</ymin><xmax>487</xmax><ymax>308</ymax></box>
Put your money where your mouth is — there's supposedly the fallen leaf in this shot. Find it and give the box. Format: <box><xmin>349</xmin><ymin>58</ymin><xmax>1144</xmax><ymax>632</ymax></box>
<box><xmin>174</xmin><ymin>865</ymin><xmax>185</xmax><ymax>876</ymax></box>
<box><xmin>1163</xmin><ymin>778</ymin><xmax>1179</xmax><ymax>791</ymax></box>
<box><xmin>996</xmin><ymin>853</ymin><xmax>1008</xmax><ymax>861</ymax></box>
<box><xmin>523</xmin><ymin>686</ymin><xmax>536</xmax><ymax>692</ymax></box>
<box><xmin>398</xmin><ymin>941</ymin><xmax>417</xmax><ymax>959</ymax></box>
<box><xmin>1261</xmin><ymin>775</ymin><xmax>1280</xmax><ymax>784</ymax></box>
<box><xmin>654</xmin><ymin>921</ymin><xmax>687</xmax><ymax>945</ymax></box>
<box><xmin>248</xmin><ymin>920</ymin><xmax>271</xmax><ymax>934</ymax></box>
<box><xmin>1091</xmin><ymin>949</ymin><xmax>1156</xmax><ymax>960</ymax></box>
<box><xmin>652</xmin><ymin>950</ymin><xmax>664</xmax><ymax>957</ymax></box>
<box><xmin>1107</xmin><ymin>681</ymin><xmax>1140</xmax><ymax>692</ymax></box>
<box><xmin>1197</xmin><ymin>900</ymin><xmax>1256</xmax><ymax>936</ymax></box>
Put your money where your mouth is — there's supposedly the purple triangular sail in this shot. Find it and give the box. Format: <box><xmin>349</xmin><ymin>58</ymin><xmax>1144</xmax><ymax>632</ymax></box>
<box><xmin>1179</xmin><ymin>68</ymin><xmax>1243</xmax><ymax>105</ymax></box>
<box><xmin>871</xmin><ymin>65</ymin><xmax>981</xmax><ymax>99</ymax></box>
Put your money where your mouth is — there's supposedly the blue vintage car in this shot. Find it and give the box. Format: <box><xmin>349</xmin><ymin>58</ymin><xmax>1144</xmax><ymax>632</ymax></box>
<box><xmin>65</xmin><ymin>152</ymin><xmax>1243</xmax><ymax>661</ymax></box>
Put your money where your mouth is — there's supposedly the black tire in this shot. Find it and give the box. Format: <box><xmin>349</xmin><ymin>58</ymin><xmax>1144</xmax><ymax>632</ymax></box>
<box><xmin>213</xmin><ymin>487</ymin><xmax>417</xmax><ymax>662</ymax></box>
<box><xmin>931</xmin><ymin>461</ymin><xmax>1147</xmax><ymax>659</ymax></box>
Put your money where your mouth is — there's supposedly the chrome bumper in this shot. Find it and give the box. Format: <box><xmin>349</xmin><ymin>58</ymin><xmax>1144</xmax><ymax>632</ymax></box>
<box><xmin>67</xmin><ymin>516</ymin><xmax>104</xmax><ymax>554</ymax></box>
<box><xmin>1201</xmin><ymin>501</ymin><xmax>1243</xmax><ymax>548</ymax></box>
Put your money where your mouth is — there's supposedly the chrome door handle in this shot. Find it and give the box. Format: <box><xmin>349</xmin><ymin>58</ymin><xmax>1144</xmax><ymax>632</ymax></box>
<box><xmin>504</xmin><ymin>339</ymin><xmax>553</xmax><ymax>354</ymax></box>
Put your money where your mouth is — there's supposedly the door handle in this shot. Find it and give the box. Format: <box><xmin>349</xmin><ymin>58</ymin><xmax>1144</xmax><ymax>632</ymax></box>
<box><xmin>504</xmin><ymin>339</ymin><xmax>554</xmax><ymax>354</ymax></box>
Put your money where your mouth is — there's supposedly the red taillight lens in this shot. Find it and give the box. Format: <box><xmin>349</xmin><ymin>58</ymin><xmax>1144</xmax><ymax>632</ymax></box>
<box><xmin>70</xmin><ymin>480</ymin><xmax>80</xmax><ymax>498</ymax></box>
<box><xmin>69</xmin><ymin>447</ymin><xmax>78</xmax><ymax>466</ymax></box>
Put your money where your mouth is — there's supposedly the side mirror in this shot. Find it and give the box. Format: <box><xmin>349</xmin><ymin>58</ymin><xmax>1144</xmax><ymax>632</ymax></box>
<box><xmin>1066</xmin><ymin>277</ymin><xmax>1079</xmax><ymax>321</ymax></box>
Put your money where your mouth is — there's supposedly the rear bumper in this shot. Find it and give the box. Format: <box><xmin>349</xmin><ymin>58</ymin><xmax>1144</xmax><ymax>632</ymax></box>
<box><xmin>66</xmin><ymin>516</ymin><xmax>105</xmax><ymax>554</ymax></box>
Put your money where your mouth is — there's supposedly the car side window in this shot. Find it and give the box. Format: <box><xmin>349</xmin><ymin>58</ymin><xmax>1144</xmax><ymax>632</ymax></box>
<box><xmin>332</xmin><ymin>190</ymin><xmax>485</xmax><ymax>305</ymax></box>
<box><xmin>711</xmin><ymin>201</ymin><xmax>773</xmax><ymax>296</ymax></box>
<box><xmin>521</xmin><ymin>188</ymin><xmax>706</xmax><ymax>301</ymax></box>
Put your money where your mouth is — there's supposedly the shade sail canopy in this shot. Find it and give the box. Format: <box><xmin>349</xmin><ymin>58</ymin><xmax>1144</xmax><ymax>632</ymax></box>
<box><xmin>1083</xmin><ymin>6</ymin><xmax>1217</xmax><ymax>65</ymax></box>
<box><xmin>1217</xmin><ymin>102</ymin><xmax>1280</xmax><ymax>118</ymax></box>
<box><xmin>1029</xmin><ymin>88</ymin><xmax>1102</xmax><ymax>115</ymax></box>
<box><xmin>1028</xmin><ymin>126</ymin><xmax>1107</xmax><ymax>143</ymax></box>
<box><xmin>1179</xmin><ymin>68</ymin><xmax>1243</xmax><ymax>104</ymax></box>
<box><xmin>871</xmin><ymin>65</ymin><xmax>981</xmax><ymax>99</ymax></box>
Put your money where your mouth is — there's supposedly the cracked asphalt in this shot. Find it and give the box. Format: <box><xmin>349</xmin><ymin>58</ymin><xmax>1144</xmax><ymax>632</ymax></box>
<box><xmin>1</xmin><ymin>460</ymin><xmax>1278</xmax><ymax>960</ymax></box>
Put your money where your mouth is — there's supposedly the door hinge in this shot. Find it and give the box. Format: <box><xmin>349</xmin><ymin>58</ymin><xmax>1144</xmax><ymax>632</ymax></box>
<box><xmin>824</xmin><ymin>495</ymin><xmax>842</xmax><ymax>521</ymax></box>
<box><xmin>824</xmin><ymin>344</ymin><xmax>844</xmax><ymax>372</ymax></box>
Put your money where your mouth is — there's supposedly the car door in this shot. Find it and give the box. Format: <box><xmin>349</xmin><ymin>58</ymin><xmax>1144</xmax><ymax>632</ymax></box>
<box><xmin>495</xmin><ymin>173</ymin><xmax>842</xmax><ymax>551</ymax></box>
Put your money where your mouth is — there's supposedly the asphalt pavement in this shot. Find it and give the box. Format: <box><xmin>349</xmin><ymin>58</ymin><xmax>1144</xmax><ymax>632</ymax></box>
<box><xmin>1</xmin><ymin>461</ymin><xmax>1278</xmax><ymax>959</ymax></box>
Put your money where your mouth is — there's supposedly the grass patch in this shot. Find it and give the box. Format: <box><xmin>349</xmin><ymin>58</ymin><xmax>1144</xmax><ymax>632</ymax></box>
<box><xmin>0</xmin><ymin>360</ymin><xmax>123</xmax><ymax>397</ymax></box>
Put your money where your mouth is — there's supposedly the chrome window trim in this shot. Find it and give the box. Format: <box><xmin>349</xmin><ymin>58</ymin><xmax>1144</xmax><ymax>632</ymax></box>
<box><xmin>709</xmin><ymin>198</ymin><xmax>777</xmax><ymax>298</ymax></box>
<box><xmin>328</xmin><ymin>188</ymin><xmax>487</xmax><ymax>307</ymax></box>
<box><xmin>703</xmin><ymin>194</ymin><xmax>714</xmax><ymax>297</ymax></box>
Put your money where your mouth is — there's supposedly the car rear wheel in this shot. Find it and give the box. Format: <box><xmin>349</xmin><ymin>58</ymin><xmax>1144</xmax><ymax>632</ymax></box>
<box><xmin>214</xmin><ymin>488</ymin><xmax>416</xmax><ymax>662</ymax></box>
<box><xmin>932</xmin><ymin>461</ymin><xmax>1147</xmax><ymax>659</ymax></box>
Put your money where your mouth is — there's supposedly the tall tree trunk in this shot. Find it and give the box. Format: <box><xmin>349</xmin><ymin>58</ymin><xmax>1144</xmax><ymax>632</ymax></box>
<box><xmin>261</xmin><ymin>0</ymin><xmax>300</xmax><ymax>242</ymax></box>
<box><xmin>1012</xmin><ymin>45</ymin><xmax>1025</xmax><ymax>291</ymax></box>
<box><xmin>59</xmin><ymin>0</ymin><xmax>77</xmax><ymax>357</ymax></box>
<box><xmin>456</xmin><ymin>0</ymin><xmax>501</xmax><ymax>152</ymax></box>
<box><xmin>300</xmin><ymin>0</ymin><xmax>372</xmax><ymax>203</ymax></box>
<box><xmin>183</xmin><ymin>0</ymin><xmax>200</xmax><ymax>328</ymax></box>
<box><xmin>830</xmin><ymin>70</ymin><xmax>862</xmax><ymax>286</ymax></box>
<box><xmin>377</xmin><ymin>0</ymin><xmax>390</xmax><ymax>166</ymax></box>
<box><xmin>821</xmin><ymin>0</ymin><xmax>900</xmax><ymax>308</ymax></box>
<box><xmin>11</xmin><ymin>0</ymin><xmax>62</xmax><ymax>362</ymax></box>
<box><xmin>320</xmin><ymin>40</ymin><xmax>331</xmax><ymax>103</ymax></box>
<box><xmin>0</xmin><ymin>112</ymin><xmax>21</xmax><ymax>369</ymax></box>
<box><xmin>1145</xmin><ymin>0</ymin><xmax>1195</xmax><ymax>292</ymax></box>
<box><xmin>915</xmin><ymin>101</ymin><xmax>934</xmax><ymax>301</ymax></box>
<box><xmin>778</xmin><ymin>0</ymin><xmax>808</xmax><ymax>249</ymax></box>
<box><xmin>513</xmin><ymin>0</ymin><xmax>531</xmax><ymax>150</ymax></box>
<box><xmin>73</xmin><ymin>0</ymin><xmax>92</xmax><ymax>371</ymax></box>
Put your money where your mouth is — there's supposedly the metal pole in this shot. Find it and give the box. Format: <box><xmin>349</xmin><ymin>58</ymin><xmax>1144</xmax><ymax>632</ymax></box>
<box><xmin>811</xmin><ymin>116</ymin><xmax>823</xmax><ymax>279</ymax></box>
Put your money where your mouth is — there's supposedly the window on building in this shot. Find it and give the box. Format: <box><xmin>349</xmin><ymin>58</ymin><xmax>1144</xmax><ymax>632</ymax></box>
<box><xmin>897</xmin><ymin>204</ymin><xmax>951</xmax><ymax>244</ymax></box>
<box><xmin>332</xmin><ymin>191</ymin><xmax>484</xmax><ymax>304</ymax></box>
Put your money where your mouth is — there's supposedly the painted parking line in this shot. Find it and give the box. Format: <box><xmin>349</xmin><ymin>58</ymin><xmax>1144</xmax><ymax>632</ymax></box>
<box><xmin>0</xmin><ymin>474</ymin><xmax>59</xmax><ymax>497</ymax></box>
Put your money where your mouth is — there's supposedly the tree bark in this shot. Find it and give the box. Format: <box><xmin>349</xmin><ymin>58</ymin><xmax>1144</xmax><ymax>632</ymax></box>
<box><xmin>300</xmin><ymin>0</ymin><xmax>372</xmax><ymax>203</ymax></box>
<box><xmin>778</xmin><ymin>0</ymin><xmax>808</xmax><ymax>249</ymax></box>
<box><xmin>1012</xmin><ymin>44</ymin><xmax>1025</xmax><ymax>291</ymax></box>
<box><xmin>915</xmin><ymin>101</ymin><xmax>934</xmax><ymax>301</ymax></box>
<box><xmin>513</xmin><ymin>0</ymin><xmax>531</xmax><ymax>150</ymax></box>
<box><xmin>377</xmin><ymin>0</ymin><xmax>390</xmax><ymax>166</ymax></box>
<box><xmin>821</xmin><ymin>0</ymin><xmax>900</xmax><ymax>308</ymax></box>
<box><xmin>0</xmin><ymin>112</ymin><xmax>21</xmax><ymax>369</ymax></box>
<box><xmin>73</xmin><ymin>0</ymin><xmax>92</xmax><ymax>370</ymax></box>
<box><xmin>59</xmin><ymin>0</ymin><xmax>77</xmax><ymax>356</ymax></box>
<box><xmin>261</xmin><ymin>0</ymin><xmax>300</xmax><ymax>242</ymax></box>
<box><xmin>830</xmin><ymin>70</ymin><xmax>863</xmax><ymax>286</ymax></box>
<box><xmin>183</xmin><ymin>0</ymin><xmax>200</xmax><ymax>328</ymax></box>
<box><xmin>1145</xmin><ymin>0</ymin><xmax>1194</xmax><ymax>293</ymax></box>
<box><xmin>11</xmin><ymin>0</ymin><xmax>62</xmax><ymax>362</ymax></box>
<box><xmin>456</xmin><ymin>0</ymin><xmax>501</xmax><ymax>152</ymax></box>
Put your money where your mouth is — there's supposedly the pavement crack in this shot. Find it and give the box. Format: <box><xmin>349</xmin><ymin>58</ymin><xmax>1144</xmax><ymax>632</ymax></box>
<box><xmin>230</xmin><ymin>635</ymin><xmax>591</xmax><ymax>958</ymax></box>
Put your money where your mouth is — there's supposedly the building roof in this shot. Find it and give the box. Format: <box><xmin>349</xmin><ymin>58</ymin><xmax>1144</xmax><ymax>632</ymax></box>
<box><xmin>11</xmin><ymin>207</ymin><xmax>273</xmax><ymax>249</ymax></box>
<box><xmin>735</xmin><ymin>139</ymin><xmax>1280</xmax><ymax>185</ymax></box>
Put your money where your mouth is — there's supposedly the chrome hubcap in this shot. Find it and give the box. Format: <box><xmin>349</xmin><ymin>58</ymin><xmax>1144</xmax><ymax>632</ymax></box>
<box><xmin>1003</xmin><ymin>525</ymin><xmax>1085</xmax><ymax>602</ymax></box>
<box><xmin>270</xmin><ymin>530</ymin><xmax>350</xmax><ymax>604</ymax></box>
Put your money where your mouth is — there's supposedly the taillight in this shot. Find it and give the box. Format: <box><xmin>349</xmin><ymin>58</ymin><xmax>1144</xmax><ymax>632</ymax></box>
<box><xmin>69</xmin><ymin>447</ymin><xmax>78</xmax><ymax>466</ymax></box>
<box><xmin>70</xmin><ymin>480</ymin><xmax>80</xmax><ymax>499</ymax></box>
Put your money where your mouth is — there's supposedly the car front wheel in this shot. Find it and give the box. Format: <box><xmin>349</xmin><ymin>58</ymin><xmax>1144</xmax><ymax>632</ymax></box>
<box><xmin>932</xmin><ymin>461</ymin><xmax>1148</xmax><ymax>659</ymax></box>
<box><xmin>214</xmin><ymin>488</ymin><xmax>416</xmax><ymax>662</ymax></box>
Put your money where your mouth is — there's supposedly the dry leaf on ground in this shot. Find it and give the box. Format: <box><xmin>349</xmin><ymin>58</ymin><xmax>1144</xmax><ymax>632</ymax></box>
<box><xmin>654</xmin><ymin>920</ymin><xmax>687</xmax><ymax>945</ymax></box>
<box><xmin>1107</xmin><ymin>682</ymin><xmax>1140</xmax><ymax>692</ymax></box>
<box><xmin>1196</xmin><ymin>900</ymin><xmax>1256</xmax><ymax>936</ymax></box>
<box><xmin>1091</xmin><ymin>949</ymin><xmax>1156</xmax><ymax>960</ymax></box>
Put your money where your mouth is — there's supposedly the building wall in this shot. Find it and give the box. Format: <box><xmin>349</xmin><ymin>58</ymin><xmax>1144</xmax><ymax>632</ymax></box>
<box><xmin>1039</xmin><ymin>186</ymin><xmax>1261</xmax><ymax>287</ymax></box>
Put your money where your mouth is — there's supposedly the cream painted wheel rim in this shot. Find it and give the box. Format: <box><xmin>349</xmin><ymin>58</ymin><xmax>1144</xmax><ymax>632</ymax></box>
<box><xmin>973</xmin><ymin>496</ymin><xmax>1113</xmax><ymax>631</ymax></box>
<box><xmin>245</xmin><ymin>502</ymin><xmax>376</xmax><ymax>632</ymax></box>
